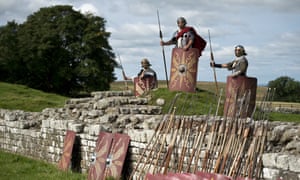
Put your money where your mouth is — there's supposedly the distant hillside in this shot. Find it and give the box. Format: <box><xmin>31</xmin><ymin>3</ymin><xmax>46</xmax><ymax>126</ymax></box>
<box><xmin>0</xmin><ymin>82</ymin><xmax>68</xmax><ymax>112</ymax></box>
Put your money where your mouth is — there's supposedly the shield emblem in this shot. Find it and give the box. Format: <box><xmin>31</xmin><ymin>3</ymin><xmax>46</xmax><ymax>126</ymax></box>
<box><xmin>223</xmin><ymin>76</ymin><xmax>257</xmax><ymax>118</ymax></box>
<box><xmin>134</xmin><ymin>76</ymin><xmax>156</xmax><ymax>96</ymax></box>
<box><xmin>104</xmin><ymin>133</ymin><xmax>130</xmax><ymax>179</ymax></box>
<box><xmin>58</xmin><ymin>130</ymin><xmax>76</xmax><ymax>171</ymax></box>
<box><xmin>88</xmin><ymin>132</ymin><xmax>114</xmax><ymax>180</ymax></box>
<box><xmin>169</xmin><ymin>48</ymin><xmax>199</xmax><ymax>92</ymax></box>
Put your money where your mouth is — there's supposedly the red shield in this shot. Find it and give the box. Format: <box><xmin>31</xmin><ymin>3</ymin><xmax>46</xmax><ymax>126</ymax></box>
<box><xmin>104</xmin><ymin>133</ymin><xmax>130</xmax><ymax>179</ymax></box>
<box><xmin>223</xmin><ymin>76</ymin><xmax>257</xmax><ymax>118</ymax></box>
<box><xmin>134</xmin><ymin>76</ymin><xmax>156</xmax><ymax>96</ymax></box>
<box><xmin>169</xmin><ymin>48</ymin><xmax>199</xmax><ymax>92</ymax></box>
<box><xmin>88</xmin><ymin>132</ymin><xmax>114</xmax><ymax>180</ymax></box>
<box><xmin>58</xmin><ymin>130</ymin><xmax>76</xmax><ymax>171</ymax></box>
<box><xmin>196</xmin><ymin>171</ymin><xmax>233</xmax><ymax>180</ymax></box>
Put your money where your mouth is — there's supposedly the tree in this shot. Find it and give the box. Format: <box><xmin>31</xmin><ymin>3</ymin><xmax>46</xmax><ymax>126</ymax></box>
<box><xmin>0</xmin><ymin>21</ymin><xmax>23</xmax><ymax>82</ymax></box>
<box><xmin>268</xmin><ymin>76</ymin><xmax>300</xmax><ymax>102</ymax></box>
<box><xmin>1</xmin><ymin>5</ymin><xmax>116</xmax><ymax>96</ymax></box>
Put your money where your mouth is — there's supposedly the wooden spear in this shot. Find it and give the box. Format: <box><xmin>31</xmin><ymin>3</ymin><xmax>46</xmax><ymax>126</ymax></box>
<box><xmin>162</xmin><ymin>116</ymin><xmax>182</xmax><ymax>174</ymax></box>
<box><xmin>152</xmin><ymin>107</ymin><xmax>177</xmax><ymax>174</ymax></box>
<box><xmin>157</xmin><ymin>9</ymin><xmax>169</xmax><ymax>88</ymax></box>
<box><xmin>192</xmin><ymin>120</ymin><xmax>208</xmax><ymax>173</ymax></box>
<box><xmin>201</xmin><ymin>119</ymin><xmax>218</xmax><ymax>172</ymax></box>
<box><xmin>132</xmin><ymin>93</ymin><xmax>181</xmax><ymax>179</ymax></box>
<box><xmin>229</xmin><ymin>125</ymin><xmax>250</xmax><ymax>177</ymax></box>
<box><xmin>177</xmin><ymin>118</ymin><xmax>193</xmax><ymax>172</ymax></box>
<box><xmin>117</xmin><ymin>53</ymin><xmax>128</xmax><ymax>90</ymax></box>
<box><xmin>208</xmin><ymin>29</ymin><xmax>219</xmax><ymax>95</ymax></box>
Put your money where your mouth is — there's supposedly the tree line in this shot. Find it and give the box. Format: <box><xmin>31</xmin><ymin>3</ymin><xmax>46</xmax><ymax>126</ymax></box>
<box><xmin>0</xmin><ymin>5</ymin><xmax>117</xmax><ymax>97</ymax></box>
<box><xmin>268</xmin><ymin>76</ymin><xmax>300</xmax><ymax>102</ymax></box>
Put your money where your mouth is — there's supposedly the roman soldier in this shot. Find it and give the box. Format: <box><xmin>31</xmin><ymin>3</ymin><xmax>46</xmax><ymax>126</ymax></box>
<box><xmin>211</xmin><ymin>45</ymin><xmax>248</xmax><ymax>77</ymax></box>
<box><xmin>160</xmin><ymin>17</ymin><xmax>206</xmax><ymax>56</ymax></box>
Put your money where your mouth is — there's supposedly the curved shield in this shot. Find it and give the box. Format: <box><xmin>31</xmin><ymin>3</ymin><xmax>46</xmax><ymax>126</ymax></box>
<box><xmin>104</xmin><ymin>133</ymin><xmax>130</xmax><ymax>179</ymax></box>
<box><xmin>169</xmin><ymin>48</ymin><xmax>199</xmax><ymax>92</ymax></box>
<box><xmin>223</xmin><ymin>76</ymin><xmax>257</xmax><ymax>118</ymax></box>
<box><xmin>134</xmin><ymin>76</ymin><xmax>156</xmax><ymax>96</ymax></box>
<box><xmin>58</xmin><ymin>130</ymin><xmax>76</xmax><ymax>171</ymax></box>
<box><xmin>88</xmin><ymin>132</ymin><xmax>113</xmax><ymax>180</ymax></box>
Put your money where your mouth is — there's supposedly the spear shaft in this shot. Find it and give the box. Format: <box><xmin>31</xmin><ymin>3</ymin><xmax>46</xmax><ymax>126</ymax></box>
<box><xmin>118</xmin><ymin>54</ymin><xmax>128</xmax><ymax>90</ymax></box>
<box><xmin>157</xmin><ymin>10</ymin><xmax>169</xmax><ymax>88</ymax></box>
<box><xmin>208</xmin><ymin>30</ymin><xmax>219</xmax><ymax>95</ymax></box>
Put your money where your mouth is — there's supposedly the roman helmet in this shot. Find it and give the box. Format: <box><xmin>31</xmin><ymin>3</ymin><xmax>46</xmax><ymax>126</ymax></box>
<box><xmin>177</xmin><ymin>17</ymin><xmax>187</xmax><ymax>25</ymax></box>
<box><xmin>141</xmin><ymin>58</ymin><xmax>151</xmax><ymax>67</ymax></box>
<box><xmin>235</xmin><ymin>45</ymin><xmax>247</xmax><ymax>56</ymax></box>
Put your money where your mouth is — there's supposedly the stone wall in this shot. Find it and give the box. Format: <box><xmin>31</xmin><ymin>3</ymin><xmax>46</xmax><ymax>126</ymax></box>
<box><xmin>0</xmin><ymin>90</ymin><xmax>299</xmax><ymax>179</ymax></box>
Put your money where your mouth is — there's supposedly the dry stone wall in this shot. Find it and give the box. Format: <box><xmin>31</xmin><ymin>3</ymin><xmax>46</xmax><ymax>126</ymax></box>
<box><xmin>0</xmin><ymin>90</ymin><xmax>299</xmax><ymax>179</ymax></box>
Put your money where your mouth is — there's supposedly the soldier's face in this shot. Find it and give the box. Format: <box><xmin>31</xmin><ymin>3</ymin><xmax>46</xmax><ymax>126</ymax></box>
<box><xmin>141</xmin><ymin>63</ymin><xmax>148</xmax><ymax>69</ymax></box>
<box><xmin>235</xmin><ymin>48</ymin><xmax>243</xmax><ymax>57</ymax></box>
<box><xmin>177</xmin><ymin>20</ymin><xmax>185</xmax><ymax>29</ymax></box>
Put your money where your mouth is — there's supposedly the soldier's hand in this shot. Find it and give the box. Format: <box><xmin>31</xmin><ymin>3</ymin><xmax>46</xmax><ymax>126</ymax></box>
<box><xmin>210</xmin><ymin>62</ymin><xmax>215</xmax><ymax>67</ymax></box>
<box><xmin>210</xmin><ymin>62</ymin><xmax>222</xmax><ymax>68</ymax></box>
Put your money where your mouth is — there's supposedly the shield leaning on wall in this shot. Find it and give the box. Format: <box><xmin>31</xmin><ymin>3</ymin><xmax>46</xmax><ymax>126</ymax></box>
<box><xmin>104</xmin><ymin>133</ymin><xmax>130</xmax><ymax>179</ymax></box>
<box><xmin>58</xmin><ymin>130</ymin><xmax>76</xmax><ymax>171</ymax></box>
<box><xmin>169</xmin><ymin>48</ymin><xmax>199</xmax><ymax>92</ymax></box>
<box><xmin>88</xmin><ymin>132</ymin><xmax>114</xmax><ymax>180</ymax></box>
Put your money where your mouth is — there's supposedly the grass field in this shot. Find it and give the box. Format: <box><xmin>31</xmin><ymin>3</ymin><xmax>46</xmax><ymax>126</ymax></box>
<box><xmin>0</xmin><ymin>82</ymin><xmax>68</xmax><ymax>112</ymax></box>
<box><xmin>0</xmin><ymin>150</ymin><xmax>86</xmax><ymax>180</ymax></box>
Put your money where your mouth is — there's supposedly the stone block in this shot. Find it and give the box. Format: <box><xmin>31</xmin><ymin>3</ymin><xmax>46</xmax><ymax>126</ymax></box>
<box><xmin>41</xmin><ymin>120</ymin><xmax>51</xmax><ymax>128</ymax></box>
<box><xmin>276</xmin><ymin>154</ymin><xmax>289</xmax><ymax>170</ymax></box>
<box><xmin>262</xmin><ymin>153</ymin><xmax>277</xmax><ymax>167</ymax></box>
<box><xmin>288</xmin><ymin>155</ymin><xmax>300</xmax><ymax>172</ymax></box>
<box><xmin>263</xmin><ymin>168</ymin><xmax>280</xmax><ymax>180</ymax></box>
<box><xmin>84</xmin><ymin>124</ymin><xmax>101</xmax><ymax>136</ymax></box>
<box><xmin>127</xmin><ymin>129</ymin><xmax>154</xmax><ymax>142</ymax></box>
<box><xmin>69</xmin><ymin>123</ymin><xmax>84</xmax><ymax>133</ymax></box>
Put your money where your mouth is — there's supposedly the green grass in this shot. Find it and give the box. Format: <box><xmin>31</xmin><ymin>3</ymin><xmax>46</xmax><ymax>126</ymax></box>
<box><xmin>0</xmin><ymin>150</ymin><xmax>86</xmax><ymax>180</ymax></box>
<box><xmin>112</xmin><ymin>80</ymin><xmax>299</xmax><ymax>123</ymax></box>
<box><xmin>0</xmin><ymin>82</ymin><xmax>69</xmax><ymax>112</ymax></box>
<box><xmin>269</xmin><ymin>112</ymin><xmax>300</xmax><ymax>122</ymax></box>
<box><xmin>146</xmin><ymin>88</ymin><xmax>221</xmax><ymax>116</ymax></box>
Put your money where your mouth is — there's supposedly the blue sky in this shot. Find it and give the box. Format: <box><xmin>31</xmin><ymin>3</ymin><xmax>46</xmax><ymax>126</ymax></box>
<box><xmin>1</xmin><ymin>0</ymin><xmax>299</xmax><ymax>85</ymax></box>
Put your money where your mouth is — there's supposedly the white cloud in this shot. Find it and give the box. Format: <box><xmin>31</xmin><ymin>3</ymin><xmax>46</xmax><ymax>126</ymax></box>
<box><xmin>0</xmin><ymin>0</ymin><xmax>299</xmax><ymax>84</ymax></box>
<box><xmin>77</xmin><ymin>3</ymin><xmax>98</xmax><ymax>15</ymax></box>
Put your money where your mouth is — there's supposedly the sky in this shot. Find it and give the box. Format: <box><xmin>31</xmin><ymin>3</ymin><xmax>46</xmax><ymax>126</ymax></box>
<box><xmin>1</xmin><ymin>0</ymin><xmax>300</xmax><ymax>85</ymax></box>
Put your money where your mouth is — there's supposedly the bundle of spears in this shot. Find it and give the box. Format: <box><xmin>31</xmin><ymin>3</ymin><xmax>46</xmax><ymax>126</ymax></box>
<box><xmin>129</xmin><ymin>88</ymin><xmax>275</xmax><ymax>180</ymax></box>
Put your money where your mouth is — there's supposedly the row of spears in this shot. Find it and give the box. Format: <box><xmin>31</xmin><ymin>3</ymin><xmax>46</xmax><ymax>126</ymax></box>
<box><xmin>129</xmin><ymin>88</ymin><xmax>275</xmax><ymax>179</ymax></box>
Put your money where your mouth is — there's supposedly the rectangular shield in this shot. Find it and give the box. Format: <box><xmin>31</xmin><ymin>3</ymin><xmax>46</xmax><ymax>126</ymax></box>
<box><xmin>88</xmin><ymin>132</ymin><xmax>114</xmax><ymax>180</ymax></box>
<box><xmin>104</xmin><ymin>133</ymin><xmax>130</xmax><ymax>179</ymax></box>
<box><xmin>58</xmin><ymin>130</ymin><xmax>76</xmax><ymax>171</ymax></box>
<box><xmin>134</xmin><ymin>76</ymin><xmax>155</xmax><ymax>96</ymax></box>
<box><xmin>169</xmin><ymin>48</ymin><xmax>199</xmax><ymax>93</ymax></box>
<box><xmin>223</xmin><ymin>76</ymin><xmax>257</xmax><ymax>118</ymax></box>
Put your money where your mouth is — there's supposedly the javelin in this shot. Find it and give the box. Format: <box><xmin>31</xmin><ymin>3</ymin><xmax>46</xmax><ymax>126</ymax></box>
<box><xmin>157</xmin><ymin>9</ymin><xmax>169</xmax><ymax>88</ymax></box>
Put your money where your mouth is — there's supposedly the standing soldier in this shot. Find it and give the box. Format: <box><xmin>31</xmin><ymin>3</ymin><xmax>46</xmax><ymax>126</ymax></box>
<box><xmin>211</xmin><ymin>45</ymin><xmax>256</xmax><ymax>118</ymax></box>
<box><xmin>160</xmin><ymin>17</ymin><xmax>206</xmax><ymax>56</ymax></box>
<box><xmin>160</xmin><ymin>17</ymin><xmax>206</xmax><ymax>92</ymax></box>
<box><xmin>211</xmin><ymin>45</ymin><xmax>248</xmax><ymax>77</ymax></box>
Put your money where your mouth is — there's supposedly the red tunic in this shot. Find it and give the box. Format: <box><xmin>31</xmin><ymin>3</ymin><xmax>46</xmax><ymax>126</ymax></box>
<box><xmin>176</xmin><ymin>26</ymin><xmax>207</xmax><ymax>56</ymax></box>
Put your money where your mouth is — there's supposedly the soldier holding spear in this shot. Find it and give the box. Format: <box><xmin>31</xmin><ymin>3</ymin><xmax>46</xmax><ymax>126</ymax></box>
<box><xmin>159</xmin><ymin>16</ymin><xmax>206</xmax><ymax>92</ymax></box>
<box><xmin>210</xmin><ymin>45</ymin><xmax>248</xmax><ymax>77</ymax></box>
